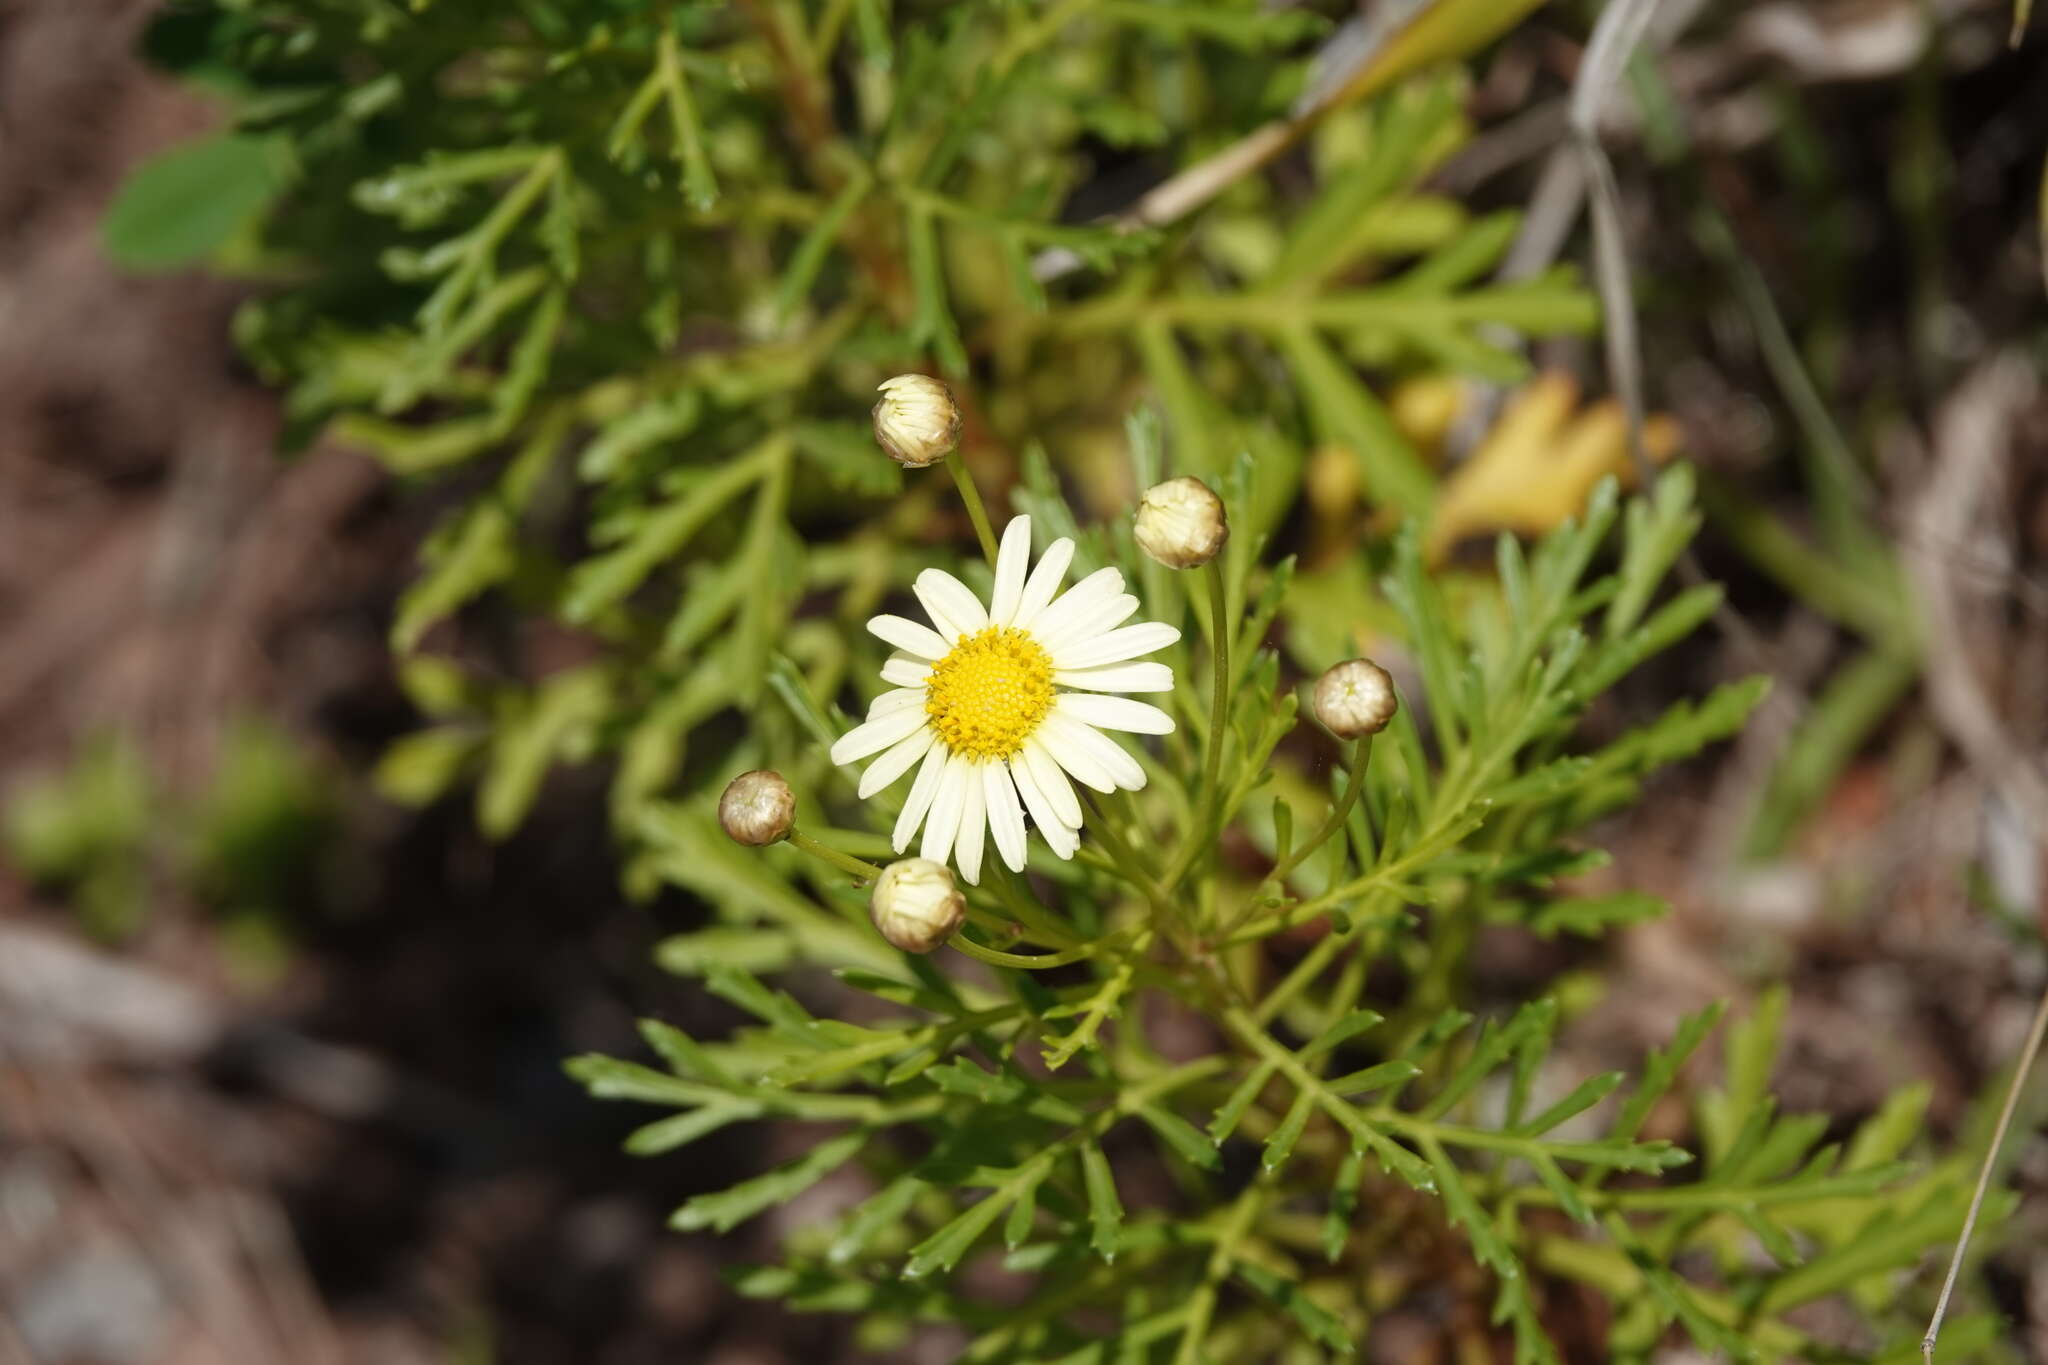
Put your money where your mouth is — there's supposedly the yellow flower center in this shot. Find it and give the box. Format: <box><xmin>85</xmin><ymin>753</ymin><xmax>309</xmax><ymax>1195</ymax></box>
<box><xmin>924</xmin><ymin>626</ymin><xmax>1055</xmax><ymax>760</ymax></box>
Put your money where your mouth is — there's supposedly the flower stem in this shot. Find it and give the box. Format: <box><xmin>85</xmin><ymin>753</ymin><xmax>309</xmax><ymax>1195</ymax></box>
<box><xmin>1151</xmin><ymin>565</ymin><xmax>1235</xmax><ymax>905</ymax></box>
<box><xmin>989</xmin><ymin>861</ymin><xmax>1085</xmax><ymax>947</ymax></box>
<box><xmin>1081</xmin><ymin>794</ymin><xmax>1171</xmax><ymax>915</ymax></box>
<box><xmin>1270</xmin><ymin>737</ymin><xmax>1372</xmax><ymax>884</ymax></box>
<box><xmin>1200</xmin><ymin>561</ymin><xmax>1230</xmax><ymax>824</ymax></box>
<box><xmin>945</xmin><ymin>450</ymin><xmax>1000</xmax><ymax>567</ymax></box>
<box><xmin>1156</xmin><ymin>561</ymin><xmax>1234</xmax><ymax>907</ymax></box>
<box><xmin>785</xmin><ymin>828</ymin><xmax>881</xmax><ymax>880</ymax></box>
<box><xmin>949</xmin><ymin>935</ymin><xmax>1099</xmax><ymax>969</ymax></box>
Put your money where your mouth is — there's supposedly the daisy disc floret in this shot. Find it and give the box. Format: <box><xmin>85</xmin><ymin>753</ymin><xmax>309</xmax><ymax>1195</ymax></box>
<box><xmin>829</xmin><ymin>516</ymin><xmax>1180</xmax><ymax>884</ymax></box>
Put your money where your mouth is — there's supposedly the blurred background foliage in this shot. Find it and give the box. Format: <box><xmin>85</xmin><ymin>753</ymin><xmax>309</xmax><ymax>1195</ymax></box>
<box><xmin>6</xmin><ymin>719</ymin><xmax>332</xmax><ymax>964</ymax></box>
<box><xmin>0</xmin><ymin>0</ymin><xmax>2042</xmax><ymax>1361</ymax></box>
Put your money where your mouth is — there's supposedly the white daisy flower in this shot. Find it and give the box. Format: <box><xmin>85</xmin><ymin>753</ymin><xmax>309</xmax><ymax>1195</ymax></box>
<box><xmin>828</xmin><ymin>515</ymin><xmax>1180</xmax><ymax>885</ymax></box>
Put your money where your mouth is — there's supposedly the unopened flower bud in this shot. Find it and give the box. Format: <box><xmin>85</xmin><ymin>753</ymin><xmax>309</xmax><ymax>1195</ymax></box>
<box><xmin>870</xmin><ymin>857</ymin><xmax>966</xmax><ymax>954</ymax></box>
<box><xmin>1134</xmin><ymin>476</ymin><xmax>1229</xmax><ymax>569</ymax></box>
<box><xmin>872</xmin><ymin>374</ymin><xmax>961</xmax><ymax>468</ymax></box>
<box><xmin>1313</xmin><ymin>659</ymin><xmax>1398</xmax><ymax>739</ymax></box>
<box><xmin>719</xmin><ymin>770</ymin><xmax>795</xmax><ymax>846</ymax></box>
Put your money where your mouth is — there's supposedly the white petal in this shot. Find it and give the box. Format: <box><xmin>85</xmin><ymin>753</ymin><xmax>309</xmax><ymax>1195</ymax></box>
<box><xmin>913</xmin><ymin>569</ymin><xmax>988</xmax><ymax>642</ymax></box>
<box><xmin>868</xmin><ymin>614</ymin><xmax>951</xmax><ymax>660</ymax></box>
<box><xmin>1052</xmin><ymin>621</ymin><xmax>1182</xmax><ymax>671</ymax></box>
<box><xmin>1042</xmin><ymin>715</ymin><xmax>1146</xmax><ymax>790</ymax></box>
<box><xmin>1010</xmin><ymin>537</ymin><xmax>1074</xmax><ymax>626</ymax></box>
<box><xmin>920</xmin><ymin>755</ymin><xmax>972</xmax><ymax>864</ymax></box>
<box><xmin>1035</xmin><ymin>718</ymin><xmax>1116</xmax><ymax>793</ymax></box>
<box><xmin>1037</xmin><ymin>594</ymin><xmax>1139</xmax><ymax>656</ymax></box>
<box><xmin>1020</xmin><ymin>739</ymin><xmax>1083</xmax><ymax>830</ymax></box>
<box><xmin>859</xmin><ymin>726</ymin><xmax>935</xmax><ymax>799</ymax></box>
<box><xmin>953</xmin><ymin>764</ymin><xmax>987</xmax><ymax>885</ymax></box>
<box><xmin>1055</xmin><ymin>693</ymin><xmax>1176</xmax><ymax>735</ymax></box>
<box><xmin>893</xmin><ymin>742</ymin><xmax>950</xmax><ymax>852</ymax></box>
<box><xmin>982</xmin><ymin>763</ymin><xmax>1028</xmax><ymax>873</ymax></box>
<box><xmin>881</xmin><ymin>654</ymin><xmax>932</xmax><ymax>687</ymax></box>
<box><xmin>1009</xmin><ymin>754</ymin><xmax>1077</xmax><ymax>860</ymax></box>
<box><xmin>1024</xmin><ymin>567</ymin><xmax>1124</xmax><ymax>643</ymax></box>
<box><xmin>866</xmin><ymin>687</ymin><xmax>927</xmax><ymax>718</ymax></box>
<box><xmin>989</xmin><ymin>516</ymin><xmax>1032</xmax><ymax>626</ymax></box>
<box><xmin>1054</xmin><ymin>662</ymin><xmax>1175</xmax><ymax>693</ymax></box>
<box><xmin>831</xmin><ymin>706</ymin><xmax>928</xmax><ymax>765</ymax></box>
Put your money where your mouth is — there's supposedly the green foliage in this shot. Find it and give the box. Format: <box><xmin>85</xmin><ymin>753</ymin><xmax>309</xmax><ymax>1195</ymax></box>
<box><xmin>561</xmin><ymin>473</ymin><xmax>1965</xmax><ymax>1362</ymax></box>
<box><xmin>128</xmin><ymin>1</ymin><xmax>1988</xmax><ymax>1358</ymax></box>
<box><xmin>132</xmin><ymin>0</ymin><xmax>1602</xmax><ymax>857</ymax></box>
<box><xmin>4</xmin><ymin>719</ymin><xmax>333</xmax><ymax>956</ymax></box>
<box><xmin>4</xmin><ymin>733</ymin><xmax>155</xmax><ymax>937</ymax></box>
<box><xmin>190</xmin><ymin>719</ymin><xmax>336</xmax><ymax>924</ymax></box>
<box><xmin>103</xmin><ymin>131</ymin><xmax>291</xmax><ymax>270</ymax></box>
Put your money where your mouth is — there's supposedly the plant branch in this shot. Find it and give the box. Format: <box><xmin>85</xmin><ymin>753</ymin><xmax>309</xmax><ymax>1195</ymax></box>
<box><xmin>945</xmin><ymin>450</ymin><xmax>1001</xmax><ymax>567</ymax></box>
<box><xmin>1923</xmin><ymin>979</ymin><xmax>2048</xmax><ymax>1364</ymax></box>
<box><xmin>786</xmin><ymin>828</ymin><xmax>882</xmax><ymax>880</ymax></box>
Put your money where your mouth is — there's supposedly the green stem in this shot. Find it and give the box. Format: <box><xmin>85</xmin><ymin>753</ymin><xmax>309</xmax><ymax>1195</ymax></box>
<box><xmin>989</xmin><ymin>0</ymin><xmax>1104</xmax><ymax>77</ymax></box>
<box><xmin>1270</xmin><ymin>736</ymin><xmax>1372</xmax><ymax>884</ymax></box>
<box><xmin>945</xmin><ymin>449</ymin><xmax>1000</xmax><ymax>567</ymax></box>
<box><xmin>989</xmin><ymin>861</ymin><xmax>1085</xmax><ymax>947</ymax></box>
<box><xmin>785</xmin><ymin>828</ymin><xmax>882</xmax><ymax>880</ymax></box>
<box><xmin>1254</xmin><ymin>935</ymin><xmax>1344</xmax><ymax>1026</ymax></box>
<box><xmin>1081</xmin><ymin>793</ymin><xmax>1171</xmax><ymax>916</ymax></box>
<box><xmin>1173</xmin><ymin>1178</ymin><xmax>1267</xmax><ymax>1365</ymax></box>
<box><xmin>1159</xmin><ymin>563</ymin><xmax>1233</xmax><ymax>899</ymax></box>
<box><xmin>1200</xmin><ymin>562</ymin><xmax>1230</xmax><ymax>830</ymax></box>
<box><xmin>1226</xmin><ymin>1004</ymin><xmax>1677</xmax><ymax>1178</ymax></box>
<box><xmin>962</xmin><ymin>903</ymin><xmax>1031</xmax><ymax>941</ymax></box>
<box><xmin>1211</xmin><ymin>737</ymin><xmax>1378</xmax><ymax>952</ymax></box>
<box><xmin>949</xmin><ymin>935</ymin><xmax>1099</xmax><ymax>969</ymax></box>
<box><xmin>1401</xmin><ymin>891</ymin><xmax>1475</xmax><ymax>1040</ymax></box>
<box><xmin>1221</xmin><ymin>797</ymin><xmax>1477</xmax><ymax>947</ymax></box>
<box><xmin>1073</xmin><ymin>795</ymin><xmax>1237</xmax><ymax>1008</ymax></box>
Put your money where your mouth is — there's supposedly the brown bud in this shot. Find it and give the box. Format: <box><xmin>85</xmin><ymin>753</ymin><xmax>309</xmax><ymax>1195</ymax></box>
<box><xmin>1312</xmin><ymin>659</ymin><xmax>1398</xmax><ymax>739</ymax></box>
<box><xmin>719</xmin><ymin>770</ymin><xmax>795</xmax><ymax>846</ymax></box>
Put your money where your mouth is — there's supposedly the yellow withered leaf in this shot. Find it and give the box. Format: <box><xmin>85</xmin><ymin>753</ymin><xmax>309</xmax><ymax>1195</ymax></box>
<box><xmin>1389</xmin><ymin>373</ymin><xmax>1467</xmax><ymax>456</ymax></box>
<box><xmin>1425</xmin><ymin>372</ymin><xmax>1680</xmax><ymax>563</ymax></box>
